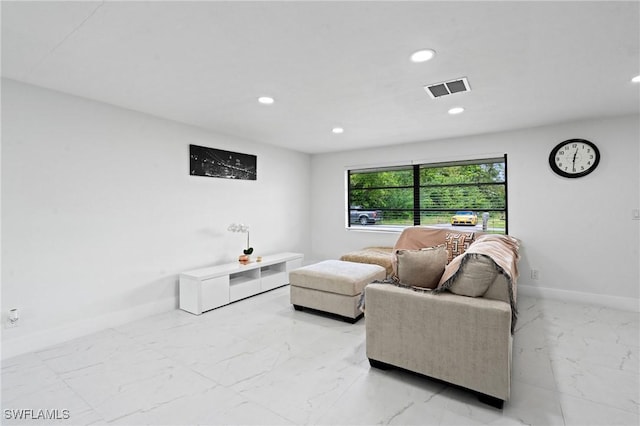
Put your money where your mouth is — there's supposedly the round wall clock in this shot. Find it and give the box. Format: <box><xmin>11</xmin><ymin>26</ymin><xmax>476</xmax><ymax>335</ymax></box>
<box><xmin>548</xmin><ymin>139</ymin><xmax>600</xmax><ymax>178</ymax></box>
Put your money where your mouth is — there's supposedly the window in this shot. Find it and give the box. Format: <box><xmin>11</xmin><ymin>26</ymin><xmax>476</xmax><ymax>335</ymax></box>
<box><xmin>347</xmin><ymin>156</ymin><xmax>508</xmax><ymax>234</ymax></box>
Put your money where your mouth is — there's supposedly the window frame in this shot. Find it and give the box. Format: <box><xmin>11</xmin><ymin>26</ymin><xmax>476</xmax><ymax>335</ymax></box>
<box><xmin>346</xmin><ymin>155</ymin><xmax>508</xmax><ymax>234</ymax></box>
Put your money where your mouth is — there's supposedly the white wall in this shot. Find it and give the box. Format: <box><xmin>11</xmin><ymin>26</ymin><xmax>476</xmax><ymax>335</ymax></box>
<box><xmin>1</xmin><ymin>79</ymin><xmax>311</xmax><ymax>358</ymax></box>
<box><xmin>310</xmin><ymin>115</ymin><xmax>640</xmax><ymax>310</ymax></box>
<box><xmin>2</xmin><ymin>78</ymin><xmax>638</xmax><ymax>360</ymax></box>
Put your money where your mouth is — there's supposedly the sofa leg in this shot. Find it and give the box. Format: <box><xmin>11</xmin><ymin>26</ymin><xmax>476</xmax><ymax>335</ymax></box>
<box><xmin>478</xmin><ymin>393</ymin><xmax>504</xmax><ymax>409</ymax></box>
<box><xmin>368</xmin><ymin>358</ymin><xmax>392</xmax><ymax>370</ymax></box>
<box><xmin>293</xmin><ymin>304</ymin><xmax>304</xmax><ymax>311</ymax></box>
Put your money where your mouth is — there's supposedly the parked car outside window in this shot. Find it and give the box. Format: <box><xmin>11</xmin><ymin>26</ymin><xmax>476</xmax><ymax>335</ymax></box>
<box><xmin>350</xmin><ymin>206</ymin><xmax>383</xmax><ymax>226</ymax></box>
<box><xmin>451</xmin><ymin>211</ymin><xmax>478</xmax><ymax>226</ymax></box>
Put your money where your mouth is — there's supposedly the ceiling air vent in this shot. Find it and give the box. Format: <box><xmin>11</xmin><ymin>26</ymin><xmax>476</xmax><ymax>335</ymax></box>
<box><xmin>424</xmin><ymin>77</ymin><xmax>471</xmax><ymax>99</ymax></box>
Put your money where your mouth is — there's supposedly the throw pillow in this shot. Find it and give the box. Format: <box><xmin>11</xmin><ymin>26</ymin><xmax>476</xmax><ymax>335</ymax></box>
<box><xmin>444</xmin><ymin>232</ymin><xmax>475</xmax><ymax>264</ymax></box>
<box><xmin>395</xmin><ymin>245</ymin><xmax>447</xmax><ymax>289</ymax></box>
<box><xmin>441</xmin><ymin>254</ymin><xmax>498</xmax><ymax>297</ymax></box>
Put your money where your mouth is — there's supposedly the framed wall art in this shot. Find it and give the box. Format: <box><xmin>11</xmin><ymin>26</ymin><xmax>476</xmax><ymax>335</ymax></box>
<box><xmin>189</xmin><ymin>144</ymin><xmax>257</xmax><ymax>180</ymax></box>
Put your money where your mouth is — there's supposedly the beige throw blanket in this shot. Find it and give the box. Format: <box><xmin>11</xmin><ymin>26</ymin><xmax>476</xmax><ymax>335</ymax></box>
<box><xmin>438</xmin><ymin>233</ymin><xmax>520</xmax><ymax>294</ymax></box>
<box><xmin>435</xmin><ymin>233</ymin><xmax>520</xmax><ymax>332</ymax></box>
<box><xmin>394</xmin><ymin>226</ymin><xmax>457</xmax><ymax>252</ymax></box>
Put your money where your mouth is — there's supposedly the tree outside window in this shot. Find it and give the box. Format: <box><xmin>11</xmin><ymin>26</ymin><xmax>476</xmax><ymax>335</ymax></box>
<box><xmin>347</xmin><ymin>156</ymin><xmax>507</xmax><ymax>234</ymax></box>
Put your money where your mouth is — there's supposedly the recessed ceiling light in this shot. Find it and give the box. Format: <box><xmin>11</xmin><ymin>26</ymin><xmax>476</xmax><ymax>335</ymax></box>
<box><xmin>258</xmin><ymin>96</ymin><xmax>275</xmax><ymax>105</ymax></box>
<box><xmin>332</xmin><ymin>127</ymin><xmax>344</xmax><ymax>134</ymax></box>
<box><xmin>448</xmin><ymin>107</ymin><xmax>465</xmax><ymax>115</ymax></box>
<box><xmin>632</xmin><ymin>75</ymin><xmax>640</xmax><ymax>83</ymax></box>
<box><xmin>410</xmin><ymin>49</ymin><xmax>436</xmax><ymax>63</ymax></box>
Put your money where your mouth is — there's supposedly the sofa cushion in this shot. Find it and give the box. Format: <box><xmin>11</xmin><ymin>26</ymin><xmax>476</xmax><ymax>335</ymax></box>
<box><xmin>443</xmin><ymin>254</ymin><xmax>498</xmax><ymax>297</ymax></box>
<box><xmin>444</xmin><ymin>232</ymin><xmax>475</xmax><ymax>264</ymax></box>
<box><xmin>395</xmin><ymin>244</ymin><xmax>447</xmax><ymax>289</ymax></box>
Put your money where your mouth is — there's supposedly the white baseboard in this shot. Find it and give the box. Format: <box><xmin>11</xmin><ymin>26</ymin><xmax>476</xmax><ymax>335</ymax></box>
<box><xmin>1</xmin><ymin>297</ymin><xmax>177</xmax><ymax>360</ymax></box>
<box><xmin>518</xmin><ymin>285</ymin><xmax>640</xmax><ymax>313</ymax></box>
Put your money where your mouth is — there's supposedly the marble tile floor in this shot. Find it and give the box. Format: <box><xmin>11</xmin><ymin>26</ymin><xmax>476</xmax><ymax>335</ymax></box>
<box><xmin>2</xmin><ymin>286</ymin><xmax>638</xmax><ymax>426</ymax></box>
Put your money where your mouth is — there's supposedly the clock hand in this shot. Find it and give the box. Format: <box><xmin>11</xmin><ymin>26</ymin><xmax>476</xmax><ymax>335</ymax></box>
<box><xmin>572</xmin><ymin>149</ymin><xmax>578</xmax><ymax>172</ymax></box>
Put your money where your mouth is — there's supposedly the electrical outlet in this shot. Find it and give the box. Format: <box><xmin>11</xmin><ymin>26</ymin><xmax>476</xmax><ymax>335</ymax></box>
<box><xmin>530</xmin><ymin>269</ymin><xmax>539</xmax><ymax>280</ymax></box>
<box><xmin>633</xmin><ymin>209</ymin><xmax>640</xmax><ymax>220</ymax></box>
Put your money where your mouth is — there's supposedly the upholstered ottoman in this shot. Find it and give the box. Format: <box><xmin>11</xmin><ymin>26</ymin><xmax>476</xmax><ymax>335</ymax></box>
<box><xmin>289</xmin><ymin>260</ymin><xmax>386</xmax><ymax>323</ymax></box>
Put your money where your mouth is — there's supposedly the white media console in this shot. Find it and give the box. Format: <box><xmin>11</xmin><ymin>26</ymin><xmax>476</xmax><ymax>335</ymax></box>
<box><xmin>179</xmin><ymin>252</ymin><xmax>304</xmax><ymax>315</ymax></box>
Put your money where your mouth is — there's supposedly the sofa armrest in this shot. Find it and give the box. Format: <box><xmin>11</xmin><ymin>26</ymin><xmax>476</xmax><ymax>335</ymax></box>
<box><xmin>484</xmin><ymin>273</ymin><xmax>512</xmax><ymax>304</ymax></box>
<box><xmin>365</xmin><ymin>283</ymin><xmax>512</xmax><ymax>400</ymax></box>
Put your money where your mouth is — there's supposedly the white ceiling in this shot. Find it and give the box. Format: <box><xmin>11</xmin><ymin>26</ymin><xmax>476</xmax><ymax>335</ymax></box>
<box><xmin>2</xmin><ymin>1</ymin><xmax>639</xmax><ymax>154</ymax></box>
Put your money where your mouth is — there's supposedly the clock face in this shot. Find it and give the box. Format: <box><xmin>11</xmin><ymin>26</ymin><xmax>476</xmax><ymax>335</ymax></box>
<box><xmin>549</xmin><ymin>139</ymin><xmax>600</xmax><ymax>178</ymax></box>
